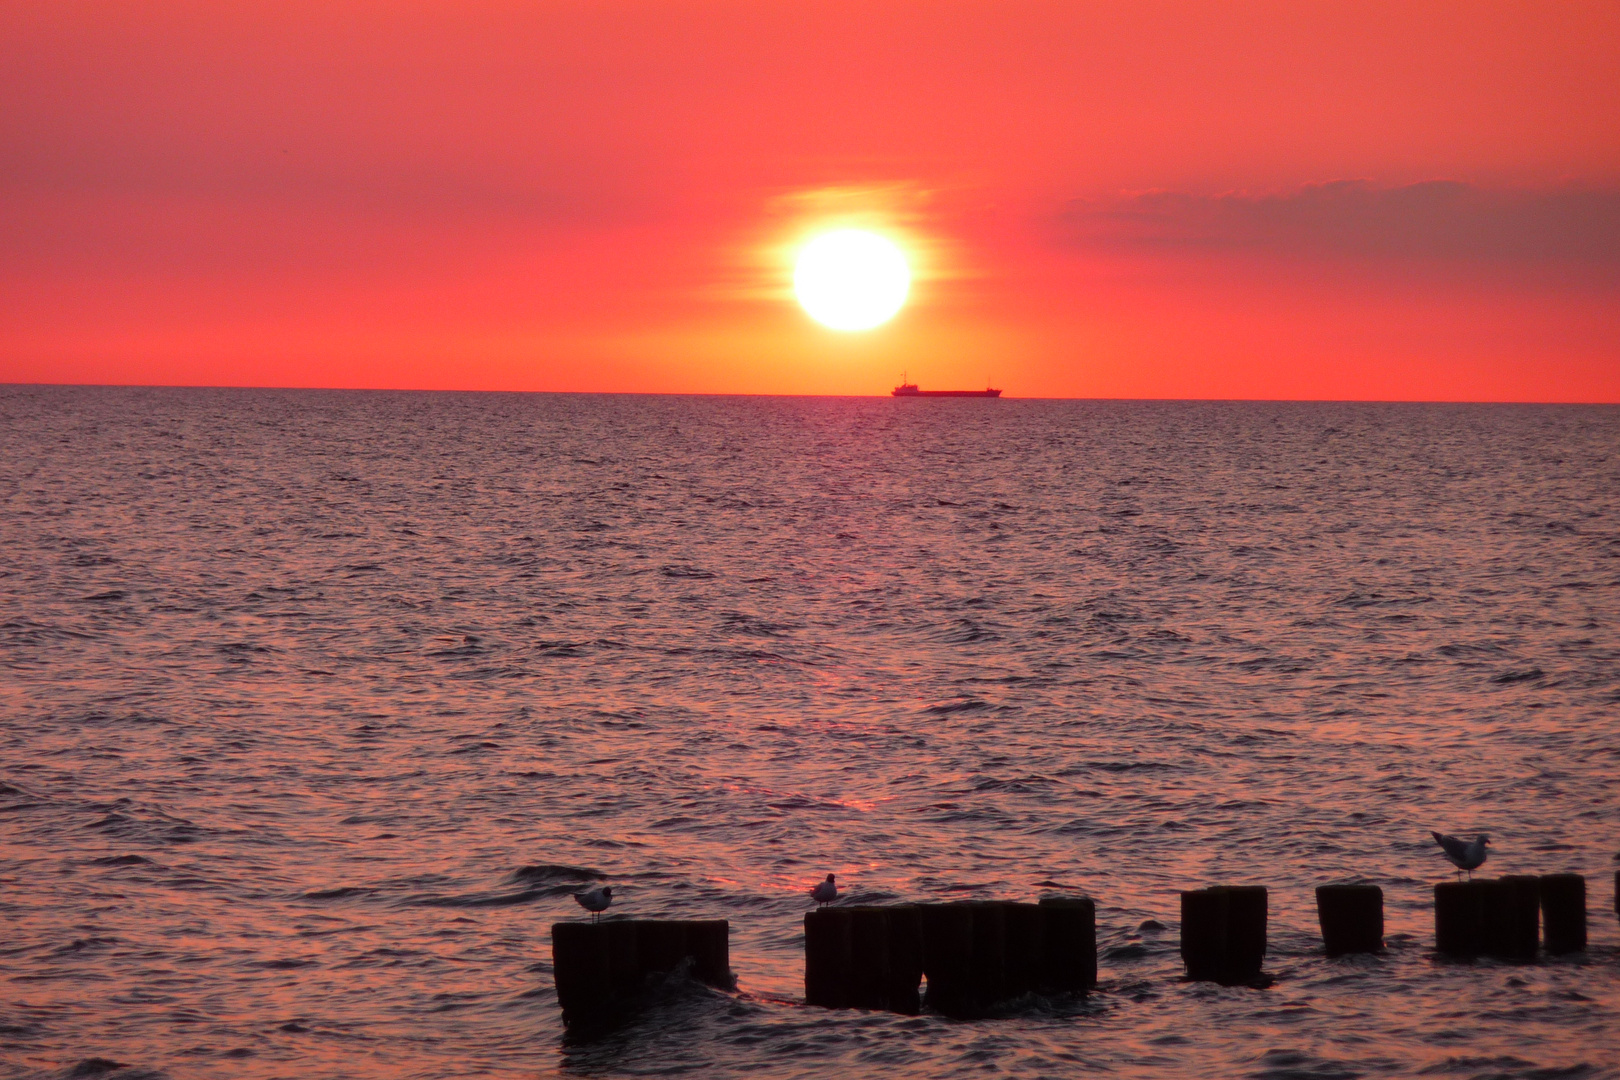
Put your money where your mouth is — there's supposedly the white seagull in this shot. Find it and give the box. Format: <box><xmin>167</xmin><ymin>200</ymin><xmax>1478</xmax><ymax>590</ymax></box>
<box><xmin>574</xmin><ymin>885</ymin><xmax>613</xmax><ymax>921</ymax></box>
<box><xmin>809</xmin><ymin>874</ymin><xmax>838</xmax><ymax>908</ymax></box>
<box><xmin>1431</xmin><ymin>832</ymin><xmax>1489</xmax><ymax>880</ymax></box>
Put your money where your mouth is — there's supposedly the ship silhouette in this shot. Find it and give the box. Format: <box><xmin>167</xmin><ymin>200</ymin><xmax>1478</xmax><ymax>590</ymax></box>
<box><xmin>891</xmin><ymin>372</ymin><xmax>1002</xmax><ymax>398</ymax></box>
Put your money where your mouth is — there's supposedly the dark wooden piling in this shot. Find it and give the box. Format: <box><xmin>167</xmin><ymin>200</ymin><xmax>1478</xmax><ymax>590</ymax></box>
<box><xmin>849</xmin><ymin>907</ymin><xmax>893</xmax><ymax>1009</ymax></box>
<box><xmin>1434</xmin><ymin>881</ymin><xmax>1486</xmax><ymax>956</ymax></box>
<box><xmin>553</xmin><ymin>922</ymin><xmax>614</xmax><ymax>1020</ymax></box>
<box><xmin>1180</xmin><ymin>886</ymin><xmax>1267</xmax><ymax>984</ymax></box>
<box><xmin>805</xmin><ymin>906</ymin><xmax>926</xmax><ymax>1013</ymax></box>
<box><xmin>885</xmin><ymin>905</ymin><xmax>924</xmax><ymax>1014</ymax></box>
<box><xmin>804</xmin><ymin>908</ymin><xmax>853</xmax><ymax>1008</ymax></box>
<box><xmin>633</xmin><ymin>919</ymin><xmax>688</xmax><ymax>976</ymax></box>
<box><xmin>1538</xmin><ymin>874</ymin><xmax>1585</xmax><ymax>954</ymax></box>
<box><xmin>1315</xmin><ymin>884</ymin><xmax>1383</xmax><ymax>955</ymax></box>
<box><xmin>930</xmin><ymin>899</ymin><xmax>1095</xmax><ymax>1013</ymax></box>
<box><xmin>681</xmin><ymin>919</ymin><xmax>733</xmax><ymax>986</ymax></box>
<box><xmin>808</xmin><ymin>899</ymin><xmax>1093</xmax><ymax>1016</ymax></box>
<box><xmin>1435</xmin><ymin>879</ymin><xmax>1539</xmax><ymax>960</ymax></box>
<box><xmin>1037</xmin><ymin>896</ymin><xmax>1097</xmax><ymax>992</ymax></box>
<box><xmin>1002</xmin><ymin>902</ymin><xmax>1044</xmax><ymax>996</ymax></box>
<box><xmin>604</xmin><ymin>919</ymin><xmax>642</xmax><ymax>995</ymax></box>
<box><xmin>918</xmin><ymin>903</ymin><xmax>976</xmax><ymax>1015</ymax></box>
<box><xmin>552</xmin><ymin>919</ymin><xmax>731</xmax><ymax>1024</ymax></box>
<box><xmin>1485</xmin><ymin>876</ymin><xmax>1541</xmax><ymax>960</ymax></box>
<box><xmin>967</xmin><ymin>902</ymin><xmax>1008</xmax><ymax>1005</ymax></box>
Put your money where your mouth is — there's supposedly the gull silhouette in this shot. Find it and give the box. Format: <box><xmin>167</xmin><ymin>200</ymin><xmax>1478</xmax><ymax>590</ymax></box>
<box><xmin>574</xmin><ymin>885</ymin><xmax>613</xmax><ymax>922</ymax></box>
<box><xmin>1431</xmin><ymin>832</ymin><xmax>1488</xmax><ymax>880</ymax></box>
<box><xmin>809</xmin><ymin>874</ymin><xmax>838</xmax><ymax>908</ymax></box>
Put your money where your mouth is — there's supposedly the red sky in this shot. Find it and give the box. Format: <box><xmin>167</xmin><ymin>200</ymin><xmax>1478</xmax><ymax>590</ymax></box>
<box><xmin>3</xmin><ymin>1</ymin><xmax>1618</xmax><ymax>400</ymax></box>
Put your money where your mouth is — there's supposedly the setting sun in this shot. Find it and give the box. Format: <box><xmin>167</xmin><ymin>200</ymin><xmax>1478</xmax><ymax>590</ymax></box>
<box><xmin>793</xmin><ymin>229</ymin><xmax>911</xmax><ymax>332</ymax></box>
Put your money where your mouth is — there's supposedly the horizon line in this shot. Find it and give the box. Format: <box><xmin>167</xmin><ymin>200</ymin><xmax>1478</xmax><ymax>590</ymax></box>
<box><xmin>3</xmin><ymin>381</ymin><xmax>1618</xmax><ymax>406</ymax></box>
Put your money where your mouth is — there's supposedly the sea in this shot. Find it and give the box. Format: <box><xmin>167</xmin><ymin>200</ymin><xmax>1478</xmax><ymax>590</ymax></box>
<box><xmin>1</xmin><ymin>385</ymin><xmax>1617</xmax><ymax>1080</ymax></box>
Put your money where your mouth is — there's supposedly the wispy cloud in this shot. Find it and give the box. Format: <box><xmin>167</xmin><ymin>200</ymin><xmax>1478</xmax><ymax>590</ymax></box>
<box><xmin>1061</xmin><ymin>180</ymin><xmax>1620</xmax><ymax>271</ymax></box>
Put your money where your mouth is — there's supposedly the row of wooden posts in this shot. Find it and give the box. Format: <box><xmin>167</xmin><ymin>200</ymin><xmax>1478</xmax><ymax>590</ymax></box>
<box><xmin>550</xmin><ymin>871</ymin><xmax>1605</xmax><ymax>1024</ymax></box>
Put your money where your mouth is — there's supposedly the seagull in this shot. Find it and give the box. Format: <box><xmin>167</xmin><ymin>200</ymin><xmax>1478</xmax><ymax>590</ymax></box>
<box><xmin>809</xmin><ymin>874</ymin><xmax>838</xmax><ymax>908</ymax></box>
<box><xmin>1432</xmin><ymin>832</ymin><xmax>1488</xmax><ymax>880</ymax></box>
<box><xmin>574</xmin><ymin>885</ymin><xmax>613</xmax><ymax>922</ymax></box>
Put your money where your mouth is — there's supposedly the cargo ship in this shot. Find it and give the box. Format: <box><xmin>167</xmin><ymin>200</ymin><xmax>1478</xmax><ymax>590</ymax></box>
<box><xmin>891</xmin><ymin>374</ymin><xmax>1002</xmax><ymax>398</ymax></box>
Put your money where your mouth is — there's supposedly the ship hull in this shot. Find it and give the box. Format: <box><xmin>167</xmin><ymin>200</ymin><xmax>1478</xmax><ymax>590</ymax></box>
<box><xmin>891</xmin><ymin>389</ymin><xmax>1002</xmax><ymax>397</ymax></box>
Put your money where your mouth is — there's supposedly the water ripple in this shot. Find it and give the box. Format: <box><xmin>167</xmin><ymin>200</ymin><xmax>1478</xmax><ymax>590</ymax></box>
<box><xmin>0</xmin><ymin>388</ymin><xmax>1616</xmax><ymax>1079</ymax></box>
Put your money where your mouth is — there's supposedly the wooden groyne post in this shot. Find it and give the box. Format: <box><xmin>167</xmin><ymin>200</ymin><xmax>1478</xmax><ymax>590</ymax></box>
<box><xmin>1038</xmin><ymin>897</ymin><xmax>1098</xmax><ymax>993</ymax></box>
<box><xmin>1538</xmin><ymin>874</ymin><xmax>1585</xmax><ymax>955</ymax></box>
<box><xmin>552</xmin><ymin>919</ymin><xmax>731</xmax><ymax>1024</ymax></box>
<box><xmin>804</xmin><ymin>905</ymin><xmax>923</xmax><ymax>1012</ymax></box>
<box><xmin>1434</xmin><ymin>877</ymin><xmax>1539</xmax><ymax>960</ymax></box>
<box><xmin>1315</xmin><ymin>884</ymin><xmax>1383</xmax><ymax>955</ymax></box>
<box><xmin>1180</xmin><ymin>885</ymin><xmax>1267</xmax><ymax>984</ymax></box>
<box><xmin>805</xmin><ymin>898</ymin><xmax>1095</xmax><ymax>1015</ymax></box>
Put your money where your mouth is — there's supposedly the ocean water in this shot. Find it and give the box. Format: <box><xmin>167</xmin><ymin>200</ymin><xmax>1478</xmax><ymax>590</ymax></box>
<box><xmin>1</xmin><ymin>386</ymin><xmax>1617</xmax><ymax>1080</ymax></box>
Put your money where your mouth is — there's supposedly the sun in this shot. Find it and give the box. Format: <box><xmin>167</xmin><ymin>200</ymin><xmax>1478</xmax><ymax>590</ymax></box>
<box><xmin>793</xmin><ymin>229</ymin><xmax>910</xmax><ymax>331</ymax></box>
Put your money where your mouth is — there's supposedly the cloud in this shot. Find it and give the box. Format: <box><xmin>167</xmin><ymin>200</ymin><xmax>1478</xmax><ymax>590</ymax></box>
<box><xmin>1061</xmin><ymin>180</ymin><xmax>1620</xmax><ymax>270</ymax></box>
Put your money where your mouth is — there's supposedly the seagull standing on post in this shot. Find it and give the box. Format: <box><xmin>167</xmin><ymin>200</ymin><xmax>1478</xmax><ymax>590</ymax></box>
<box><xmin>1431</xmin><ymin>832</ymin><xmax>1489</xmax><ymax>880</ymax></box>
<box><xmin>574</xmin><ymin>885</ymin><xmax>613</xmax><ymax>922</ymax></box>
<box><xmin>809</xmin><ymin>874</ymin><xmax>838</xmax><ymax>908</ymax></box>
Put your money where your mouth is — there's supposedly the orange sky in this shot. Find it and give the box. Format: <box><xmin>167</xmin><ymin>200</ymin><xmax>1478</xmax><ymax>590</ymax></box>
<box><xmin>3</xmin><ymin>1</ymin><xmax>1618</xmax><ymax>400</ymax></box>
